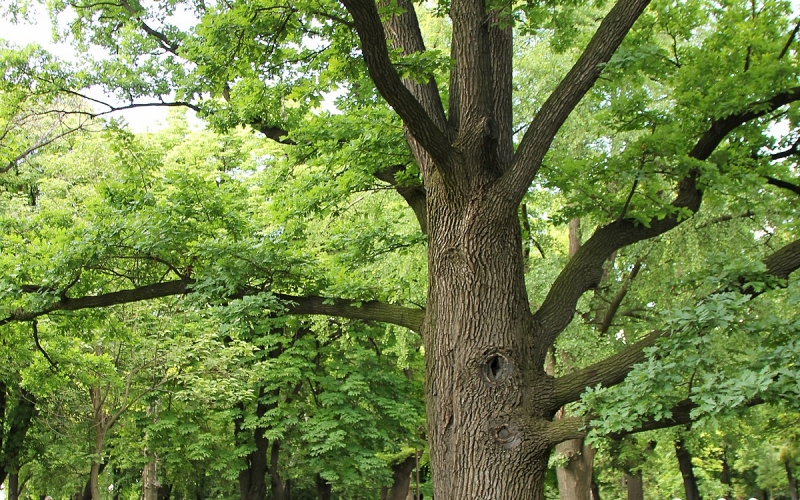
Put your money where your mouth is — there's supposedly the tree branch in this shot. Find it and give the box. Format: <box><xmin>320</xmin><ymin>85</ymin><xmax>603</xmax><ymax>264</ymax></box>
<box><xmin>546</xmin><ymin>396</ymin><xmax>765</xmax><ymax>445</ymax></box>
<box><xmin>553</xmin><ymin>330</ymin><xmax>663</xmax><ymax>409</ymax></box>
<box><xmin>766</xmin><ymin>176</ymin><xmax>800</xmax><ymax>197</ymax></box>
<box><xmin>530</xmin><ymin>86</ymin><xmax>800</xmax><ymax>368</ymax></box>
<box><xmin>598</xmin><ymin>259</ymin><xmax>643</xmax><ymax>334</ymax></box>
<box><xmin>550</xmin><ymin>236</ymin><xmax>800</xmax><ymax>409</ymax></box>
<box><xmin>338</xmin><ymin>0</ymin><xmax>456</xmax><ymax>171</ymax></box>
<box><xmin>497</xmin><ymin>0</ymin><xmax>652</xmax><ymax>206</ymax></box>
<box><xmin>2</xmin><ymin>279</ymin><xmax>425</xmax><ymax>332</ymax></box>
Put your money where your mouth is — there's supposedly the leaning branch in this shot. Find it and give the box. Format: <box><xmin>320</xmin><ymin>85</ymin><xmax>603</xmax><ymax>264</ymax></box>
<box><xmin>766</xmin><ymin>176</ymin><xmax>800</xmax><ymax>197</ymax></box>
<box><xmin>1</xmin><ymin>279</ymin><xmax>425</xmax><ymax>332</ymax></box>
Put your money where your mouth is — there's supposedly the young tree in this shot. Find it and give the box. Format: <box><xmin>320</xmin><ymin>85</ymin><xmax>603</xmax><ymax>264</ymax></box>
<box><xmin>3</xmin><ymin>0</ymin><xmax>800</xmax><ymax>497</ymax></box>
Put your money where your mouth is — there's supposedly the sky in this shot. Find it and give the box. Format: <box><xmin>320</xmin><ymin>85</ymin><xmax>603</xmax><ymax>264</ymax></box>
<box><xmin>0</xmin><ymin>4</ymin><xmax>195</xmax><ymax>132</ymax></box>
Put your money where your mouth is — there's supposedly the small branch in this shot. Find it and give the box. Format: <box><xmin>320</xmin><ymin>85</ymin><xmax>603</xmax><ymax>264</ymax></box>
<box><xmin>31</xmin><ymin>321</ymin><xmax>58</xmax><ymax>371</ymax></box>
<box><xmin>779</xmin><ymin>19</ymin><xmax>800</xmax><ymax>60</ymax></box>
<box><xmin>598</xmin><ymin>259</ymin><xmax>643</xmax><ymax>334</ymax></box>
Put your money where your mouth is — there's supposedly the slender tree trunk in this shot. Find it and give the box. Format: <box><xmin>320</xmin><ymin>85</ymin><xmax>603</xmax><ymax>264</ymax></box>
<box><xmin>675</xmin><ymin>440</ymin><xmax>702</xmax><ymax>500</ymax></box>
<box><xmin>142</xmin><ymin>451</ymin><xmax>160</xmax><ymax>500</ymax></box>
<box><xmin>720</xmin><ymin>450</ymin><xmax>733</xmax><ymax>500</ymax></box>
<box><xmin>8</xmin><ymin>472</ymin><xmax>20</xmax><ymax>500</ymax></box>
<box><xmin>591</xmin><ymin>476</ymin><xmax>601</xmax><ymax>500</ymax></box>
<box><xmin>624</xmin><ymin>472</ymin><xmax>643</xmax><ymax>500</ymax></box>
<box><xmin>83</xmin><ymin>462</ymin><xmax>108</xmax><ymax>500</ymax></box>
<box><xmin>381</xmin><ymin>455</ymin><xmax>417</xmax><ymax>500</ymax></box>
<box><xmin>90</xmin><ymin>383</ymin><xmax>109</xmax><ymax>500</ymax></box>
<box><xmin>786</xmin><ymin>459</ymin><xmax>798</xmax><ymax>500</ymax></box>
<box><xmin>269</xmin><ymin>440</ymin><xmax>289</xmax><ymax>500</ymax></box>
<box><xmin>556</xmin><ymin>439</ymin><xmax>596</xmax><ymax>500</ymax></box>
<box><xmin>0</xmin><ymin>388</ymin><xmax>36</xmax><ymax>487</ymax></box>
<box><xmin>235</xmin><ymin>396</ymin><xmax>271</xmax><ymax>500</ymax></box>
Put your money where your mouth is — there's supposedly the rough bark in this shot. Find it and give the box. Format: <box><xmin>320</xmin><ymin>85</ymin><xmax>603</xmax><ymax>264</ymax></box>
<box><xmin>675</xmin><ymin>440</ymin><xmax>702</xmax><ymax>500</ymax></box>
<box><xmin>556</xmin><ymin>439</ymin><xmax>596</xmax><ymax>500</ymax></box>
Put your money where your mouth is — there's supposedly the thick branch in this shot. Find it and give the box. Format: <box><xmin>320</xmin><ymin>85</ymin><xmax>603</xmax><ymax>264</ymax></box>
<box><xmin>276</xmin><ymin>294</ymin><xmax>425</xmax><ymax>331</ymax></box>
<box><xmin>531</xmin><ymin>87</ymin><xmax>800</xmax><ymax>367</ymax></box>
<box><xmin>497</xmin><ymin>0</ymin><xmax>652</xmax><ymax>206</ymax></box>
<box><xmin>2</xmin><ymin>279</ymin><xmax>425</xmax><ymax>332</ymax></box>
<box><xmin>553</xmin><ymin>330</ymin><xmax>663</xmax><ymax>408</ymax></box>
<box><xmin>338</xmin><ymin>0</ymin><xmax>456</xmax><ymax>170</ymax></box>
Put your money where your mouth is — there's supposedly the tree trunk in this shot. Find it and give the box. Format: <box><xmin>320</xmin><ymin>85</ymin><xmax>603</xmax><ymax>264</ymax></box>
<box><xmin>556</xmin><ymin>439</ymin><xmax>596</xmax><ymax>500</ymax></box>
<box><xmin>786</xmin><ymin>459</ymin><xmax>798</xmax><ymax>500</ymax></box>
<box><xmin>142</xmin><ymin>451</ymin><xmax>160</xmax><ymax>500</ymax></box>
<box><xmin>236</xmin><ymin>397</ymin><xmax>271</xmax><ymax>500</ymax></box>
<box><xmin>315</xmin><ymin>474</ymin><xmax>331</xmax><ymax>500</ymax></box>
<box><xmin>675</xmin><ymin>440</ymin><xmax>702</xmax><ymax>500</ymax></box>
<box><xmin>0</xmin><ymin>388</ymin><xmax>36</xmax><ymax>487</ymax></box>
<box><xmin>8</xmin><ymin>472</ymin><xmax>20</xmax><ymax>500</ymax></box>
<box><xmin>720</xmin><ymin>450</ymin><xmax>733</xmax><ymax>500</ymax></box>
<box><xmin>624</xmin><ymin>472</ymin><xmax>643</xmax><ymax>500</ymax></box>
<box><xmin>381</xmin><ymin>455</ymin><xmax>417</xmax><ymax>500</ymax></box>
<box><xmin>83</xmin><ymin>462</ymin><xmax>108</xmax><ymax>500</ymax></box>
<box><xmin>424</xmin><ymin>168</ymin><xmax>554</xmax><ymax>499</ymax></box>
<box><xmin>269</xmin><ymin>440</ymin><xmax>289</xmax><ymax>500</ymax></box>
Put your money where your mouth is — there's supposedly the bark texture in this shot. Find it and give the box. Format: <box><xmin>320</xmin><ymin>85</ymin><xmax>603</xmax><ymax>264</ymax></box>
<box><xmin>555</xmin><ymin>439</ymin><xmax>596</xmax><ymax>500</ymax></box>
<box><xmin>381</xmin><ymin>455</ymin><xmax>418</xmax><ymax>500</ymax></box>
